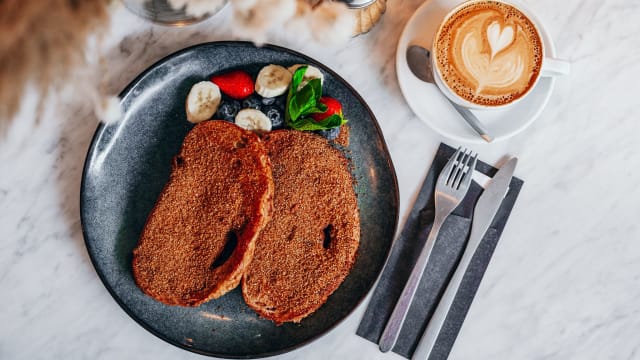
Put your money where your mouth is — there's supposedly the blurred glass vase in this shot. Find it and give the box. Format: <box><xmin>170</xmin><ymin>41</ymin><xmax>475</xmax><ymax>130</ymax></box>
<box><xmin>123</xmin><ymin>0</ymin><xmax>227</xmax><ymax>26</ymax></box>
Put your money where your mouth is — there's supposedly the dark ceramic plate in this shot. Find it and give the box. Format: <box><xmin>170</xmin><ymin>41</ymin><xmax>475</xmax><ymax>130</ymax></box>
<box><xmin>80</xmin><ymin>41</ymin><xmax>398</xmax><ymax>358</ymax></box>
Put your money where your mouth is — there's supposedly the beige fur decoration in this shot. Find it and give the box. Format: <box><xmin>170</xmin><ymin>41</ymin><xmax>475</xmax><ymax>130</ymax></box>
<box><xmin>0</xmin><ymin>0</ymin><xmax>386</xmax><ymax>126</ymax></box>
<box><xmin>0</xmin><ymin>0</ymin><xmax>110</xmax><ymax>124</ymax></box>
<box><xmin>173</xmin><ymin>0</ymin><xmax>386</xmax><ymax>44</ymax></box>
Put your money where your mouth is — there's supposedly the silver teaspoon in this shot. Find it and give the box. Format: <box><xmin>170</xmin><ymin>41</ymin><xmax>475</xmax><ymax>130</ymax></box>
<box><xmin>406</xmin><ymin>45</ymin><xmax>493</xmax><ymax>143</ymax></box>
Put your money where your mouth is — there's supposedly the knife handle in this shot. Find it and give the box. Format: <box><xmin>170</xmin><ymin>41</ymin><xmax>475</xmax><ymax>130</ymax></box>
<box><xmin>411</xmin><ymin>241</ymin><xmax>478</xmax><ymax>360</ymax></box>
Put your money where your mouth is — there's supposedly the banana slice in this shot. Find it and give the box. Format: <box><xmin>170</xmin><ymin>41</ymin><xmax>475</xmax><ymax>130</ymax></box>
<box><xmin>235</xmin><ymin>108</ymin><xmax>272</xmax><ymax>132</ymax></box>
<box><xmin>288</xmin><ymin>64</ymin><xmax>325</xmax><ymax>89</ymax></box>
<box><xmin>185</xmin><ymin>81</ymin><xmax>221</xmax><ymax>123</ymax></box>
<box><xmin>255</xmin><ymin>64</ymin><xmax>292</xmax><ymax>98</ymax></box>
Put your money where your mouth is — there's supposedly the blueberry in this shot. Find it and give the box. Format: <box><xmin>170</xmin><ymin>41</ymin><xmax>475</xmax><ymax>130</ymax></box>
<box><xmin>216</xmin><ymin>100</ymin><xmax>241</xmax><ymax>122</ymax></box>
<box><xmin>261</xmin><ymin>96</ymin><xmax>276</xmax><ymax>106</ymax></box>
<box><xmin>274</xmin><ymin>95</ymin><xmax>287</xmax><ymax>109</ymax></box>
<box><xmin>262</xmin><ymin>95</ymin><xmax>287</xmax><ymax>109</ymax></box>
<box><xmin>315</xmin><ymin>126</ymin><xmax>341</xmax><ymax>141</ymax></box>
<box><xmin>263</xmin><ymin>105</ymin><xmax>284</xmax><ymax>129</ymax></box>
<box><xmin>242</xmin><ymin>95</ymin><xmax>262</xmax><ymax>110</ymax></box>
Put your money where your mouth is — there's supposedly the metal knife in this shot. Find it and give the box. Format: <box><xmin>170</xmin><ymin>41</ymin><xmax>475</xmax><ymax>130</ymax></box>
<box><xmin>412</xmin><ymin>157</ymin><xmax>518</xmax><ymax>360</ymax></box>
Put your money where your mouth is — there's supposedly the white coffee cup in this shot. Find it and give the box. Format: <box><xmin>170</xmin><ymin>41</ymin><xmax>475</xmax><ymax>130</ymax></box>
<box><xmin>431</xmin><ymin>0</ymin><xmax>570</xmax><ymax>110</ymax></box>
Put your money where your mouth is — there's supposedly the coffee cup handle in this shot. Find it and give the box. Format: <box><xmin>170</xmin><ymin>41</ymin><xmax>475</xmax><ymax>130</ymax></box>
<box><xmin>541</xmin><ymin>58</ymin><xmax>571</xmax><ymax>77</ymax></box>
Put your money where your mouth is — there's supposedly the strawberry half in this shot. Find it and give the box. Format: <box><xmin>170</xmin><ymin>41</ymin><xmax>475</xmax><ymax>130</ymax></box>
<box><xmin>210</xmin><ymin>70</ymin><xmax>254</xmax><ymax>100</ymax></box>
<box><xmin>311</xmin><ymin>97</ymin><xmax>343</xmax><ymax>122</ymax></box>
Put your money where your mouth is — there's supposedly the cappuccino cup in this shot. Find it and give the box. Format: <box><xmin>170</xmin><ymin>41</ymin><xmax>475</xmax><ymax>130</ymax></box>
<box><xmin>431</xmin><ymin>0</ymin><xmax>570</xmax><ymax>109</ymax></box>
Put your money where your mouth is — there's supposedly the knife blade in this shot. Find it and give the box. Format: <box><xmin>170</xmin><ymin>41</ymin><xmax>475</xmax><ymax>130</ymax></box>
<box><xmin>412</xmin><ymin>157</ymin><xmax>518</xmax><ymax>360</ymax></box>
<box><xmin>468</xmin><ymin>157</ymin><xmax>518</xmax><ymax>243</ymax></box>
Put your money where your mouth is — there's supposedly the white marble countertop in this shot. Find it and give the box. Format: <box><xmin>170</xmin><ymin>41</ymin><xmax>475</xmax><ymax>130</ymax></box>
<box><xmin>2</xmin><ymin>1</ymin><xmax>640</xmax><ymax>359</ymax></box>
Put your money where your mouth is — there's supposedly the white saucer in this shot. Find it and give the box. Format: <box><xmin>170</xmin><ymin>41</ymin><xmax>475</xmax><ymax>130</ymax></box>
<box><xmin>396</xmin><ymin>0</ymin><xmax>557</xmax><ymax>143</ymax></box>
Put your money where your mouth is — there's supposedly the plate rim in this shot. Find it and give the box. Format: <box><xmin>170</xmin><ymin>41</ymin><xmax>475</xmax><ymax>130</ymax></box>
<box><xmin>79</xmin><ymin>40</ymin><xmax>399</xmax><ymax>358</ymax></box>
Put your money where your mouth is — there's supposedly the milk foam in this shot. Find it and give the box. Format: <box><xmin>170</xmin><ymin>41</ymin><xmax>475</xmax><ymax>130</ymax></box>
<box><xmin>486</xmin><ymin>21</ymin><xmax>514</xmax><ymax>58</ymax></box>
<box><xmin>434</xmin><ymin>1</ymin><xmax>543</xmax><ymax>106</ymax></box>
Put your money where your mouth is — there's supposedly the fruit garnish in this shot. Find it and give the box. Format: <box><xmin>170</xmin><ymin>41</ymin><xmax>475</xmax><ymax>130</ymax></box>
<box><xmin>261</xmin><ymin>96</ymin><xmax>277</xmax><ymax>106</ymax></box>
<box><xmin>315</xmin><ymin>127</ymin><xmax>341</xmax><ymax>141</ymax></box>
<box><xmin>210</xmin><ymin>70</ymin><xmax>254</xmax><ymax>100</ymax></box>
<box><xmin>263</xmin><ymin>105</ymin><xmax>284</xmax><ymax>129</ymax></box>
<box><xmin>235</xmin><ymin>108</ymin><xmax>272</xmax><ymax>132</ymax></box>
<box><xmin>255</xmin><ymin>64</ymin><xmax>292</xmax><ymax>98</ymax></box>
<box><xmin>285</xmin><ymin>66</ymin><xmax>347</xmax><ymax>131</ymax></box>
<box><xmin>185</xmin><ymin>81</ymin><xmax>221</xmax><ymax>123</ymax></box>
<box><xmin>242</xmin><ymin>95</ymin><xmax>262</xmax><ymax>110</ymax></box>
<box><xmin>287</xmin><ymin>64</ymin><xmax>324</xmax><ymax>90</ymax></box>
<box><xmin>311</xmin><ymin>97</ymin><xmax>343</xmax><ymax>122</ymax></box>
<box><xmin>215</xmin><ymin>98</ymin><xmax>242</xmax><ymax>122</ymax></box>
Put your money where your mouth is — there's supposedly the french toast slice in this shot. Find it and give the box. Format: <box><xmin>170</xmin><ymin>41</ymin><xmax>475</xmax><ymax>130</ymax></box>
<box><xmin>242</xmin><ymin>130</ymin><xmax>360</xmax><ymax>324</ymax></box>
<box><xmin>132</xmin><ymin>120</ymin><xmax>273</xmax><ymax>306</ymax></box>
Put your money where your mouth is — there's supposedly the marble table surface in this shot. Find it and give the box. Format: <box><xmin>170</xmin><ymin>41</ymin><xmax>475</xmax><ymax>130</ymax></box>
<box><xmin>2</xmin><ymin>0</ymin><xmax>640</xmax><ymax>359</ymax></box>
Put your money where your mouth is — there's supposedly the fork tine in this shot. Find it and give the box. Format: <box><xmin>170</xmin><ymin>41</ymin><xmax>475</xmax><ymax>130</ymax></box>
<box><xmin>441</xmin><ymin>147</ymin><xmax>462</xmax><ymax>185</ymax></box>
<box><xmin>461</xmin><ymin>154</ymin><xmax>478</xmax><ymax>188</ymax></box>
<box><xmin>449</xmin><ymin>149</ymin><xmax>469</xmax><ymax>187</ymax></box>
<box><xmin>445</xmin><ymin>149</ymin><xmax>463</xmax><ymax>186</ymax></box>
<box><xmin>454</xmin><ymin>151</ymin><xmax>476</xmax><ymax>189</ymax></box>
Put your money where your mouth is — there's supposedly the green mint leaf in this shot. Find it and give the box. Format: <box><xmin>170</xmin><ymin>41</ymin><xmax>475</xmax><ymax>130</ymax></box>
<box><xmin>291</xmin><ymin>119</ymin><xmax>332</xmax><ymax>131</ymax></box>
<box><xmin>290</xmin><ymin>78</ymin><xmax>325</xmax><ymax>120</ymax></box>
<box><xmin>304</xmin><ymin>104</ymin><xmax>327</xmax><ymax>116</ymax></box>
<box><xmin>288</xmin><ymin>90</ymin><xmax>311</xmax><ymax>121</ymax></box>
<box><xmin>290</xmin><ymin>66</ymin><xmax>307</xmax><ymax>92</ymax></box>
<box><xmin>318</xmin><ymin>114</ymin><xmax>347</xmax><ymax>128</ymax></box>
<box><xmin>288</xmin><ymin>93</ymin><xmax>303</xmax><ymax>121</ymax></box>
<box><xmin>290</xmin><ymin>114</ymin><xmax>347</xmax><ymax>131</ymax></box>
<box><xmin>307</xmin><ymin>78</ymin><xmax>323</xmax><ymax>103</ymax></box>
<box><xmin>295</xmin><ymin>84</ymin><xmax>317</xmax><ymax>113</ymax></box>
<box><xmin>324</xmin><ymin>114</ymin><xmax>348</xmax><ymax>126</ymax></box>
<box><xmin>286</xmin><ymin>66</ymin><xmax>308</xmax><ymax>126</ymax></box>
<box><xmin>285</xmin><ymin>66</ymin><xmax>348</xmax><ymax>132</ymax></box>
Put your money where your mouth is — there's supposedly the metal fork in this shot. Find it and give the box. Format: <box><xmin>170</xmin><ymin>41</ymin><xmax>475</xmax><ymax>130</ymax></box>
<box><xmin>379</xmin><ymin>148</ymin><xmax>478</xmax><ymax>352</ymax></box>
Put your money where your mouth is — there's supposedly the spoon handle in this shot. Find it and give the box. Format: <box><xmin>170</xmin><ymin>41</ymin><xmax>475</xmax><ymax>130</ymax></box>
<box><xmin>450</xmin><ymin>102</ymin><xmax>493</xmax><ymax>143</ymax></box>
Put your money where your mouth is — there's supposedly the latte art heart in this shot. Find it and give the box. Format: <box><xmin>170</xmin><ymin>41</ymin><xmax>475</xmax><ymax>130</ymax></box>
<box><xmin>434</xmin><ymin>1</ymin><xmax>543</xmax><ymax>106</ymax></box>
<box><xmin>486</xmin><ymin>21</ymin><xmax>515</xmax><ymax>59</ymax></box>
<box><xmin>461</xmin><ymin>28</ymin><xmax>525</xmax><ymax>94</ymax></box>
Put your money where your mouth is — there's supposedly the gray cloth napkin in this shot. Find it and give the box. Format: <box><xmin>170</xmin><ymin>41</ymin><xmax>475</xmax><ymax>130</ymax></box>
<box><xmin>356</xmin><ymin>143</ymin><xmax>524</xmax><ymax>359</ymax></box>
